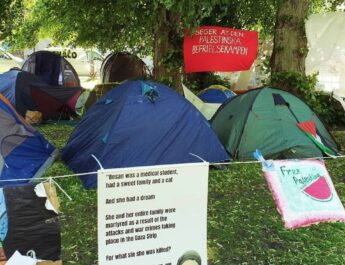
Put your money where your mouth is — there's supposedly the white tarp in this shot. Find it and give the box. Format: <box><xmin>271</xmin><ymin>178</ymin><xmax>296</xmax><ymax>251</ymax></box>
<box><xmin>306</xmin><ymin>12</ymin><xmax>345</xmax><ymax>105</ymax></box>
<box><xmin>182</xmin><ymin>84</ymin><xmax>220</xmax><ymax>120</ymax></box>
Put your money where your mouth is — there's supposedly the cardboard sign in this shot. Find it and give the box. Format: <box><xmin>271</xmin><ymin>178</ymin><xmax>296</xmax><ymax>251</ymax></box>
<box><xmin>183</xmin><ymin>26</ymin><xmax>258</xmax><ymax>73</ymax></box>
<box><xmin>263</xmin><ymin>159</ymin><xmax>345</xmax><ymax>229</ymax></box>
<box><xmin>98</xmin><ymin>163</ymin><xmax>209</xmax><ymax>265</ymax></box>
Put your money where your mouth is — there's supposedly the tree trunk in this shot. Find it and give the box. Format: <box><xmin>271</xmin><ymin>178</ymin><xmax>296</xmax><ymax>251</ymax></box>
<box><xmin>270</xmin><ymin>0</ymin><xmax>309</xmax><ymax>93</ymax></box>
<box><xmin>153</xmin><ymin>5</ymin><xmax>183</xmax><ymax>93</ymax></box>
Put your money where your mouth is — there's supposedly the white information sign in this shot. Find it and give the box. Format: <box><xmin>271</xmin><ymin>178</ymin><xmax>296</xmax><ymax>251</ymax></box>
<box><xmin>98</xmin><ymin>162</ymin><xmax>209</xmax><ymax>265</ymax></box>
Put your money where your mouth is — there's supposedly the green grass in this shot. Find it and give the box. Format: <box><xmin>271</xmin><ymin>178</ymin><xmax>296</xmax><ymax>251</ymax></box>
<box><xmin>38</xmin><ymin>124</ymin><xmax>345</xmax><ymax>265</ymax></box>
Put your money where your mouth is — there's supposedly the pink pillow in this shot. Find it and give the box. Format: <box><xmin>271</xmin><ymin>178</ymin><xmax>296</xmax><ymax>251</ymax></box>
<box><xmin>263</xmin><ymin>159</ymin><xmax>345</xmax><ymax>229</ymax></box>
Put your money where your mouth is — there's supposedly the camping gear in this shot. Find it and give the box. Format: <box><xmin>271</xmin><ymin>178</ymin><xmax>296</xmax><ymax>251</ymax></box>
<box><xmin>84</xmin><ymin>52</ymin><xmax>150</xmax><ymax>110</ymax></box>
<box><xmin>83</xmin><ymin>83</ymin><xmax>119</xmax><ymax>111</ymax></box>
<box><xmin>22</xmin><ymin>50</ymin><xmax>80</xmax><ymax>87</ymax></box>
<box><xmin>74</xmin><ymin>89</ymin><xmax>91</xmax><ymax>116</ymax></box>
<box><xmin>0</xmin><ymin>183</ymin><xmax>61</xmax><ymax>261</ymax></box>
<box><xmin>198</xmin><ymin>84</ymin><xmax>236</xmax><ymax>103</ymax></box>
<box><xmin>211</xmin><ymin>87</ymin><xmax>339</xmax><ymax>159</ymax></box>
<box><xmin>262</xmin><ymin>159</ymin><xmax>345</xmax><ymax>229</ymax></box>
<box><xmin>183</xmin><ymin>84</ymin><xmax>221</xmax><ymax>120</ymax></box>
<box><xmin>100</xmin><ymin>52</ymin><xmax>149</xmax><ymax>83</ymax></box>
<box><xmin>0</xmin><ymin>94</ymin><xmax>57</xmax><ymax>186</ymax></box>
<box><xmin>0</xmin><ymin>70</ymin><xmax>82</xmax><ymax>120</ymax></box>
<box><xmin>25</xmin><ymin>111</ymin><xmax>42</xmax><ymax>125</ymax></box>
<box><xmin>62</xmin><ymin>80</ymin><xmax>228</xmax><ymax>188</ymax></box>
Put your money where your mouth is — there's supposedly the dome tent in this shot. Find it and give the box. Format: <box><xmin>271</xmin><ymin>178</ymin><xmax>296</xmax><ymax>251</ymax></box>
<box><xmin>22</xmin><ymin>50</ymin><xmax>80</xmax><ymax>87</ymax></box>
<box><xmin>211</xmin><ymin>87</ymin><xmax>339</xmax><ymax>160</ymax></box>
<box><xmin>198</xmin><ymin>85</ymin><xmax>236</xmax><ymax>104</ymax></box>
<box><xmin>84</xmin><ymin>52</ymin><xmax>150</xmax><ymax>111</ymax></box>
<box><xmin>0</xmin><ymin>94</ymin><xmax>57</xmax><ymax>186</ymax></box>
<box><xmin>62</xmin><ymin>80</ymin><xmax>228</xmax><ymax>188</ymax></box>
<box><xmin>0</xmin><ymin>70</ymin><xmax>82</xmax><ymax>120</ymax></box>
<box><xmin>100</xmin><ymin>52</ymin><xmax>149</xmax><ymax>83</ymax></box>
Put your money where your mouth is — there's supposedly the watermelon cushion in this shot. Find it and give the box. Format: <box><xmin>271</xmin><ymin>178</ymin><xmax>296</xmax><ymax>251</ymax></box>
<box><xmin>263</xmin><ymin>159</ymin><xmax>345</xmax><ymax>229</ymax></box>
<box><xmin>303</xmin><ymin>176</ymin><xmax>332</xmax><ymax>201</ymax></box>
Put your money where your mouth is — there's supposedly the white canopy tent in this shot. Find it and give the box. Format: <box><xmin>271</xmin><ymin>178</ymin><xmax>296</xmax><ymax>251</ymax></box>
<box><xmin>306</xmin><ymin>12</ymin><xmax>345</xmax><ymax>109</ymax></box>
<box><xmin>182</xmin><ymin>84</ymin><xmax>221</xmax><ymax>120</ymax></box>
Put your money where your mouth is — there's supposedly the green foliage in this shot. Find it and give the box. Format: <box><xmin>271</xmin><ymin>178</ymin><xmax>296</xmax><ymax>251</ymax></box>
<box><xmin>9</xmin><ymin>1</ymin><xmax>153</xmax><ymax>52</ymax></box>
<box><xmin>201</xmin><ymin>0</ymin><xmax>278</xmax><ymax>38</ymax></box>
<box><xmin>155</xmin><ymin>75</ymin><xmax>177</xmax><ymax>89</ymax></box>
<box><xmin>37</xmin><ymin>123</ymin><xmax>345</xmax><ymax>264</ymax></box>
<box><xmin>185</xmin><ymin>72</ymin><xmax>231</xmax><ymax>92</ymax></box>
<box><xmin>270</xmin><ymin>71</ymin><xmax>345</xmax><ymax>127</ymax></box>
<box><xmin>271</xmin><ymin>71</ymin><xmax>318</xmax><ymax>100</ymax></box>
<box><xmin>8</xmin><ymin>1</ymin><xmax>279</xmax><ymax>64</ymax></box>
<box><xmin>309</xmin><ymin>0</ymin><xmax>345</xmax><ymax>14</ymax></box>
<box><xmin>0</xmin><ymin>0</ymin><xmax>23</xmax><ymax>40</ymax></box>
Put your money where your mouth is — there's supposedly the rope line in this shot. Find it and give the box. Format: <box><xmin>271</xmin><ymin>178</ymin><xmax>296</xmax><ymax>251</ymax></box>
<box><xmin>0</xmin><ymin>171</ymin><xmax>98</xmax><ymax>182</ymax></box>
<box><xmin>0</xmin><ymin>155</ymin><xmax>344</xmax><ymax>183</ymax></box>
<box><xmin>212</xmin><ymin>155</ymin><xmax>345</xmax><ymax>166</ymax></box>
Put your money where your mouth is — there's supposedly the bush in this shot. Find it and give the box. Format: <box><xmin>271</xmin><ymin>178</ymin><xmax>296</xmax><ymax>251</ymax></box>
<box><xmin>270</xmin><ymin>71</ymin><xmax>345</xmax><ymax>128</ymax></box>
<box><xmin>184</xmin><ymin>72</ymin><xmax>231</xmax><ymax>92</ymax></box>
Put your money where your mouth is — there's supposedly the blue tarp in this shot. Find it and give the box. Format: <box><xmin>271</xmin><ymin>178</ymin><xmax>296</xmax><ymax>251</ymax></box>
<box><xmin>62</xmin><ymin>80</ymin><xmax>229</xmax><ymax>188</ymax></box>
<box><xmin>0</xmin><ymin>190</ymin><xmax>8</xmax><ymax>241</ymax></box>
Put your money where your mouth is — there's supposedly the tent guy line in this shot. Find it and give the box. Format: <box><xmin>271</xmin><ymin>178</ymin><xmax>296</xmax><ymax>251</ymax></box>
<box><xmin>212</xmin><ymin>154</ymin><xmax>345</xmax><ymax>166</ymax></box>
<box><xmin>48</xmin><ymin>177</ymin><xmax>73</xmax><ymax>201</ymax></box>
<box><xmin>0</xmin><ymin>155</ymin><xmax>345</xmax><ymax>183</ymax></box>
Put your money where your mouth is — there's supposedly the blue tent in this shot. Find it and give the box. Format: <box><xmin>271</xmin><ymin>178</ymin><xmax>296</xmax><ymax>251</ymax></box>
<box><xmin>0</xmin><ymin>70</ymin><xmax>82</xmax><ymax>120</ymax></box>
<box><xmin>0</xmin><ymin>94</ymin><xmax>57</xmax><ymax>186</ymax></box>
<box><xmin>62</xmin><ymin>80</ymin><xmax>229</xmax><ymax>188</ymax></box>
<box><xmin>22</xmin><ymin>51</ymin><xmax>80</xmax><ymax>87</ymax></box>
<box><xmin>198</xmin><ymin>85</ymin><xmax>236</xmax><ymax>104</ymax></box>
<box><xmin>0</xmin><ymin>70</ymin><xmax>19</xmax><ymax>104</ymax></box>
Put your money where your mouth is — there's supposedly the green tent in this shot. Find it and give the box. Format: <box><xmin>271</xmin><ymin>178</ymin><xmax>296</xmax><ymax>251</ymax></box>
<box><xmin>211</xmin><ymin>87</ymin><xmax>340</xmax><ymax>160</ymax></box>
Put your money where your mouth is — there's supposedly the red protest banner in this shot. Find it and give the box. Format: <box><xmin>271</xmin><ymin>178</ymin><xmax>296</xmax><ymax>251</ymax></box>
<box><xmin>183</xmin><ymin>26</ymin><xmax>258</xmax><ymax>73</ymax></box>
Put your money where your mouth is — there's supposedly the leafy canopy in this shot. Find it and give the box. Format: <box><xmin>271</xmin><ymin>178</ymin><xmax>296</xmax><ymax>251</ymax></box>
<box><xmin>10</xmin><ymin>0</ymin><xmax>279</xmax><ymax>52</ymax></box>
<box><xmin>0</xmin><ymin>0</ymin><xmax>23</xmax><ymax>41</ymax></box>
